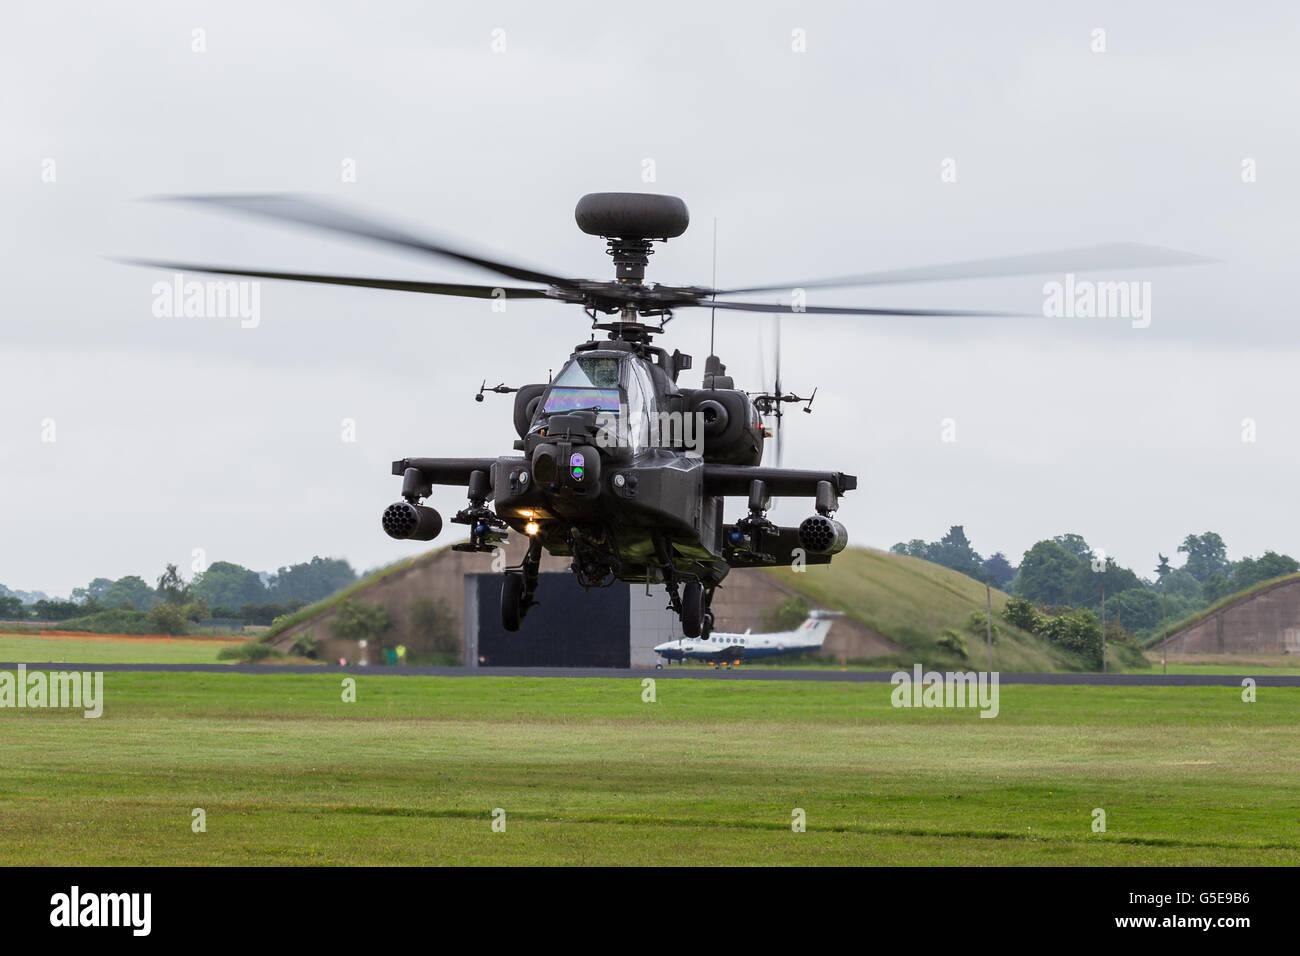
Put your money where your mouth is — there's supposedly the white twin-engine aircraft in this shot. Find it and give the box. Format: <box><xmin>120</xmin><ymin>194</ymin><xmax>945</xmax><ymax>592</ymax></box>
<box><xmin>653</xmin><ymin>610</ymin><xmax>840</xmax><ymax>668</ymax></box>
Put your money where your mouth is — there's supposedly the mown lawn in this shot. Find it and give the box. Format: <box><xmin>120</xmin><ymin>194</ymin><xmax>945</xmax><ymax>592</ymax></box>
<box><xmin>0</xmin><ymin>673</ymin><xmax>1295</xmax><ymax>865</ymax></box>
<box><xmin>0</xmin><ymin>634</ymin><xmax>235</xmax><ymax>664</ymax></box>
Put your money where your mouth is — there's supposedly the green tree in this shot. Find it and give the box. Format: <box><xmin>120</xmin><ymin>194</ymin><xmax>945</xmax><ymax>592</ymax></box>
<box><xmin>407</xmin><ymin>596</ymin><xmax>459</xmax><ymax>655</ymax></box>
<box><xmin>763</xmin><ymin>594</ymin><xmax>811</xmax><ymax>631</ymax></box>
<box><xmin>329</xmin><ymin>600</ymin><xmax>392</xmax><ymax>647</ymax></box>
<box><xmin>890</xmin><ymin>527</ymin><xmax>985</xmax><ymax>581</ymax></box>
<box><xmin>1037</xmin><ymin>609</ymin><xmax>1103</xmax><ymax>666</ymax></box>
<box><xmin>890</xmin><ymin>539</ymin><xmax>929</xmax><ymax>558</ymax></box>
<box><xmin>1229</xmin><ymin>552</ymin><xmax>1299</xmax><ymax>592</ymax></box>
<box><xmin>240</xmin><ymin>601</ymin><xmax>305</xmax><ymax>626</ymax></box>
<box><xmin>1161</xmin><ymin>568</ymin><xmax>1201</xmax><ymax>602</ymax></box>
<box><xmin>156</xmin><ymin>563</ymin><xmax>191</xmax><ymax>605</ymax></box>
<box><xmin>1178</xmin><ymin>532</ymin><xmax>1229</xmax><ymax>583</ymax></box>
<box><xmin>32</xmin><ymin>599</ymin><xmax>81</xmax><ymax>621</ymax></box>
<box><xmin>103</xmin><ymin>575</ymin><xmax>159</xmax><ymax>611</ymax></box>
<box><xmin>1053</xmin><ymin>533</ymin><xmax>1094</xmax><ymax>563</ymax></box>
<box><xmin>1015</xmin><ymin>540</ymin><xmax>1082</xmax><ymax>606</ymax></box>
<box><xmin>928</xmin><ymin>525</ymin><xmax>984</xmax><ymax>579</ymax></box>
<box><xmin>982</xmin><ymin>552</ymin><xmax>1015</xmax><ymax>589</ymax></box>
<box><xmin>0</xmin><ymin>595</ymin><xmax>25</xmax><ymax>619</ymax></box>
<box><xmin>1201</xmin><ymin>573</ymin><xmax>1233</xmax><ymax>604</ymax></box>
<box><xmin>1067</xmin><ymin>555</ymin><xmax>1142</xmax><ymax>609</ymax></box>
<box><xmin>1154</xmin><ymin>553</ymin><xmax>1173</xmax><ymax>580</ymax></box>
<box><xmin>147</xmin><ymin>603</ymin><xmax>188</xmax><ymax>635</ymax></box>
<box><xmin>191</xmin><ymin>562</ymin><xmax>268</xmax><ymax>610</ymax></box>
<box><xmin>70</xmin><ymin>577</ymin><xmax>114</xmax><ymax>604</ymax></box>
<box><xmin>181</xmin><ymin>598</ymin><xmax>211</xmax><ymax>623</ymax></box>
<box><xmin>1104</xmin><ymin>588</ymin><xmax>1163</xmax><ymax>632</ymax></box>
<box><xmin>270</xmin><ymin>556</ymin><xmax>357</xmax><ymax>603</ymax></box>
<box><xmin>289</xmin><ymin>631</ymin><xmax>320</xmax><ymax>659</ymax></box>
<box><xmin>1002</xmin><ymin>597</ymin><xmax>1041</xmax><ymax>632</ymax></box>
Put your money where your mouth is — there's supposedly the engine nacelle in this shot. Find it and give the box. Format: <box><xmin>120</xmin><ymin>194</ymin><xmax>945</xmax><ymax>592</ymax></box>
<box><xmin>798</xmin><ymin>515</ymin><xmax>848</xmax><ymax>555</ymax></box>
<box><xmin>512</xmin><ymin>384</ymin><xmax>548</xmax><ymax>438</ymax></box>
<box><xmin>381</xmin><ymin>501</ymin><xmax>443</xmax><ymax>541</ymax></box>
<box><xmin>679</xmin><ymin>388</ymin><xmax>762</xmax><ymax>465</ymax></box>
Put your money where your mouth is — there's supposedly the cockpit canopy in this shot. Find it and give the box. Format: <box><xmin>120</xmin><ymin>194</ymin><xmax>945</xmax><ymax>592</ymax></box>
<box><xmin>539</xmin><ymin>354</ymin><xmax>623</xmax><ymax>417</ymax></box>
<box><xmin>517</xmin><ymin>346</ymin><xmax>761</xmax><ymax>466</ymax></box>
<box><xmin>532</xmin><ymin>351</ymin><xmax>664</xmax><ymax>452</ymax></box>
<box><xmin>535</xmin><ymin>352</ymin><xmax>659</xmax><ymax>421</ymax></box>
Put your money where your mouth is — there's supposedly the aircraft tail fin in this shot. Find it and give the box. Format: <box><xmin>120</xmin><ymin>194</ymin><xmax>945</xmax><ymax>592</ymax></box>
<box><xmin>798</xmin><ymin>611</ymin><xmax>838</xmax><ymax>647</ymax></box>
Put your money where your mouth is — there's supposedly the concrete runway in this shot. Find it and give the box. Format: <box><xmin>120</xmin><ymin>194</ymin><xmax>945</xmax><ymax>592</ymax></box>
<box><xmin>2</xmin><ymin>661</ymin><xmax>1297</xmax><ymax>686</ymax></box>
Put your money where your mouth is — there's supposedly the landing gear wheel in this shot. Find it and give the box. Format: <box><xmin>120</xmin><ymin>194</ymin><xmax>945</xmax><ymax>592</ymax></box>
<box><xmin>702</xmin><ymin>611</ymin><xmax>715</xmax><ymax>639</ymax></box>
<box><xmin>681</xmin><ymin>580</ymin><xmax>705</xmax><ymax>638</ymax></box>
<box><xmin>501</xmin><ymin>572</ymin><xmax>524</xmax><ymax>632</ymax></box>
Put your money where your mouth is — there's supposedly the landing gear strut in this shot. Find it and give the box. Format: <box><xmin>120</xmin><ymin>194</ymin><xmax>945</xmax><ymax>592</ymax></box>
<box><xmin>652</xmin><ymin>534</ymin><xmax>717</xmax><ymax>640</ymax></box>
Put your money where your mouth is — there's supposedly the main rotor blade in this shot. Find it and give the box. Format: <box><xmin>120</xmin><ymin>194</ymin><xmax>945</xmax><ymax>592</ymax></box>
<box><xmin>118</xmin><ymin>259</ymin><xmax>552</xmax><ymax>299</ymax></box>
<box><xmin>697</xmin><ymin>300</ymin><xmax>1022</xmax><ymax>317</ymax></box>
<box><xmin>773</xmin><ymin>313</ymin><xmax>782</xmax><ymax>398</ymax></box>
<box><xmin>714</xmin><ymin>242</ymin><xmax>1213</xmax><ymax>295</ymax></box>
<box><xmin>148</xmin><ymin>194</ymin><xmax>579</xmax><ymax>288</ymax></box>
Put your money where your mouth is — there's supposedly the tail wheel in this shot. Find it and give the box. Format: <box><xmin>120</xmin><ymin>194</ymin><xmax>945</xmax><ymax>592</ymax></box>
<box><xmin>501</xmin><ymin>572</ymin><xmax>524</xmax><ymax>632</ymax></box>
<box><xmin>681</xmin><ymin>580</ymin><xmax>705</xmax><ymax>638</ymax></box>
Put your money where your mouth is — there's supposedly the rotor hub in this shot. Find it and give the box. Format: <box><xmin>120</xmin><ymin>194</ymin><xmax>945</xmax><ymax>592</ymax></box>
<box><xmin>605</xmin><ymin>237</ymin><xmax>652</xmax><ymax>282</ymax></box>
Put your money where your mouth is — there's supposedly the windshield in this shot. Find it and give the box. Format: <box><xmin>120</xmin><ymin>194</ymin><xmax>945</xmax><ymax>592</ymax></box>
<box><xmin>541</xmin><ymin>385</ymin><xmax>621</xmax><ymax>415</ymax></box>
<box><xmin>534</xmin><ymin>353</ymin><xmax>663</xmax><ymax>454</ymax></box>
<box><xmin>540</xmin><ymin>355</ymin><xmax>623</xmax><ymax>416</ymax></box>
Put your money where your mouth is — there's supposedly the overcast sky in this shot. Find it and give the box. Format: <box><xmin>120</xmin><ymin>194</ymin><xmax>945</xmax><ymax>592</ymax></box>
<box><xmin>3</xmin><ymin>1</ymin><xmax>1298</xmax><ymax>596</ymax></box>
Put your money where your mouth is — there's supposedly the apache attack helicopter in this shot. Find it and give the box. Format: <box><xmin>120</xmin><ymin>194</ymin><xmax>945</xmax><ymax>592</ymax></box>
<box><xmin>125</xmin><ymin>192</ymin><xmax>1207</xmax><ymax>637</ymax></box>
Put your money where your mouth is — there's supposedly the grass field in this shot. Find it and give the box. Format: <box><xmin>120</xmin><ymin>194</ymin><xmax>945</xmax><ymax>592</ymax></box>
<box><xmin>0</xmin><ymin>672</ymin><xmax>1296</xmax><ymax>865</ymax></box>
<box><xmin>1155</xmin><ymin>655</ymin><xmax>1300</xmax><ymax>676</ymax></box>
<box><xmin>0</xmin><ymin>633</ymin><xmax>236</xmax><ymax>664</ymax></box>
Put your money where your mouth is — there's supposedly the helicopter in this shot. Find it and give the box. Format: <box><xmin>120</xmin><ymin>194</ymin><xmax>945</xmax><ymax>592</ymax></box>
<box><xmin>124</xmin><ymin>191</ymin><xmax>1208</xmax><ymax>637</ymax></box>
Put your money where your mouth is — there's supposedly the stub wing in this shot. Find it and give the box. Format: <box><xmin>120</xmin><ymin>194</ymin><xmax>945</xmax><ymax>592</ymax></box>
<box><xmin>392</xmin><ymin>457</ymin><xmax>499</xmax><ymax>486</ymax></box>
<box><xmin>702</xmin><ymin>465</ymin><xmax>857</xmax><ymax>498</ymax></box>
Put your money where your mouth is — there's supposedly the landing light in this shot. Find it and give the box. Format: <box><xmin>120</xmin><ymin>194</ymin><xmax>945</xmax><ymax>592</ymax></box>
<box><xmin>525</xmin><ymin>521</ymin><xmax>540</xmax><ymax>536</ymax></box>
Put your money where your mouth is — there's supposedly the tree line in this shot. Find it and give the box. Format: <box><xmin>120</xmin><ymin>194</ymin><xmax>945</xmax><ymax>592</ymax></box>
<box><xmin>0</xmin><ymin>556</ymin><xmax>358</xmax><ymax>628</ymax></box>
<box><xmin>892</xmin><ymin>527</ymin><xmax>1297</xmax><ymax>642</ymax></box>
